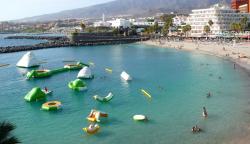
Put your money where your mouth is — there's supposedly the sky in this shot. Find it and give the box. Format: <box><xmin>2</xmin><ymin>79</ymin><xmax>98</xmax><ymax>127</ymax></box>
<box><xmin>0</xmin><ymin>0</ymin><xmax>113</xmax><ymax>21</ymax></box>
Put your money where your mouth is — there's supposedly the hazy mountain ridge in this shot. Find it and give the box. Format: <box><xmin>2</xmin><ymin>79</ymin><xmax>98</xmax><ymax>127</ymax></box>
<box><xmin>19</xmin><ymin>0</ymin><xmax>231</xmax><ymax>22</ymax></box>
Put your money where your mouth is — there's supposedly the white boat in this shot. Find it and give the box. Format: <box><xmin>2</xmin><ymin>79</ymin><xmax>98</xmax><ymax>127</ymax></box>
<box><xmin>133</xmin><ymin>115</ymin><xmax>147</xmax><ymax>121</ymax></box>
<box><xmin>120</xmin><ymin>71</ymin><xmax>132</xmax><ymax>81</ymax></box>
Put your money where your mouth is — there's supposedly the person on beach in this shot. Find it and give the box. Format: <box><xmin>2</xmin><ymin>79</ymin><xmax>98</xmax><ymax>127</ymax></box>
<box><xmin>234</xmin><ymin>63</ymin><xmax>236</xmax><ymax>69</ymax></box>
<box><xmin>203</xmin><ymin>107</ymin><xmax>208</xmax><ymax>118</ymax></box>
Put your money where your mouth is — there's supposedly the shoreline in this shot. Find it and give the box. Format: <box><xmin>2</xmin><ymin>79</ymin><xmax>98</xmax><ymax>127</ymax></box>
<box><xmin>142</xmin><ymin>39</ymin><xmax>250</xmax><ymax>144</ymax></box>
<box><xmin>142</xmin><ymin>40</ymin><xmax>250</xmax><ymax>72</ymax></box>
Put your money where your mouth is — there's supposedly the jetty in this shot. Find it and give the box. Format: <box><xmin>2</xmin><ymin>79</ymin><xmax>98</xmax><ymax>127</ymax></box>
<box><xmin>0</xmin><ymin>35</ymin><xmax>149</xmax><ymax>53</ymax></box>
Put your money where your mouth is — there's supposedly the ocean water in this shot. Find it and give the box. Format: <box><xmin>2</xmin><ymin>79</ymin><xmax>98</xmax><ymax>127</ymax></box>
<box><xmin>1</xmin><ymin>42</ymin><xmax>250</xmax><ymax>144</ymax></box>
<box><xmin>0</xmin><ymin>34</ymin><xmax>47</xmax><ymax>47</ymax></box>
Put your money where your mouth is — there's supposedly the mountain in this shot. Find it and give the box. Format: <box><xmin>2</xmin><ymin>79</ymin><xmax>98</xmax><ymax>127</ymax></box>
<box><xmin>19</xmin><ymin>0</ymin><xmax>231</xmax><ymax>22</ymax></box>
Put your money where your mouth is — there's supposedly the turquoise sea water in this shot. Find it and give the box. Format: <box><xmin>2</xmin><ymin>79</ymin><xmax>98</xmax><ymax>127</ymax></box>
<box><xmin>0</xmin><ymin>34</ymin><xmax>50</xmax><ymax>47</ymax></box>
<box><xmin>1</xmin><ymin>42</ymin><xmax>250</xmax><ymax>144</ymax></box>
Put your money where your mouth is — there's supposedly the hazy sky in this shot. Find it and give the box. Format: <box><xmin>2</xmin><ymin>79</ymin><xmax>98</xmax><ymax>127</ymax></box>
<box><xmin>0</xmin><ymin>0</ymin><xmax>113</xmax><ymax>21</ymax></box>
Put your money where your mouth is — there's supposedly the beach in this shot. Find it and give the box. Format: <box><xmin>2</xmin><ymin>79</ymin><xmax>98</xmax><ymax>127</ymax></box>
<box><xmin>1</xmin><ymin>36</ymin><xmax>250</xmax><ymax>143</ymax></box>
<box><xmin>142</xmin><ymin>39</ymin><xmax>250</xmax><ymax>144</ymax></box>
<box><xmin>142</xmin><ymin>39</ymin><xmax>250</xmax><ymax>72</ymax></box>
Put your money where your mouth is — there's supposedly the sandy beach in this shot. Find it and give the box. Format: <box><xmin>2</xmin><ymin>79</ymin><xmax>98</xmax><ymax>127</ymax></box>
<box><xmin>142</xmin><ymin>39</ymin><xmax>250</xmax><ymax>72</ymax></box>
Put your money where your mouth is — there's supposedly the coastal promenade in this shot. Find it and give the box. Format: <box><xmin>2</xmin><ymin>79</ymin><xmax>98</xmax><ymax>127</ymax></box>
<box><xmin>143</xmin><ymin>40</ymin><xmax>250</xmax><ymax>71</ymax></box>
<box><xmin>0</xmin><ymin>36</ymin><xmax>149</xmax><ymax>53</ymax></box>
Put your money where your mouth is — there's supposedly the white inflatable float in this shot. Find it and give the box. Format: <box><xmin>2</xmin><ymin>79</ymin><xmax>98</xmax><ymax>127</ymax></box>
<box><xmin>16</xmin><ymin>51</ymin><xmax>40</xmax><ymax>68</ymax></box>
<box><xmin>77</xmin><ymin>66</ymin><xmax>93</xmax><ymax>79</ymax></box>
<box><xmin>133</xmin><ymin>115</ymin><xmax>147</xmax><ymax>121</ymax></box>
<box><xmin>120</xmin><ymin>71</ymin><xmax>132</xmax><ymax>81</ymax></box>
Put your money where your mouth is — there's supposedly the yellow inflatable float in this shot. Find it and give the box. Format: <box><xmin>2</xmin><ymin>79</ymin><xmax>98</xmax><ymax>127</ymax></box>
<box><xmin>83</xmin><ymin>123</ymin><xmax>100</xmax><ymax>134</ymax></box>
<box><xmin>87</xmin><ymin>109</ymin><xmax>108</xmax><ymax>122</ymax></box>
<box><xmin>140</xmin><ymin>89</ymin><xmax>152</xmax><ymax>99</ymax></box>
<box><xmin>42</xmin><ymin>101</ymin><xmax>61</xmax><ymax>111</ymax></box>
<box><xmin>105</xmin><ymin>68</ymin><xmax>112</xmax><ymax>73</ymax></box>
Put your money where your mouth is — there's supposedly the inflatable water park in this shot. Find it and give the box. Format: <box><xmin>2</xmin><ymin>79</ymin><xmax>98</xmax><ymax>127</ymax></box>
<box><xmin>20</xmin><ymin>51</ymin><xmax>150</xmax><ymax>136</ymax></box>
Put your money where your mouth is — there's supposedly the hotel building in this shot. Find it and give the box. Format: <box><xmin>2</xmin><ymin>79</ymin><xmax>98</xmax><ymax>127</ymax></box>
<box><xmin>187</xmin><ymin>3</ymin><xmax>250</xmax><ymax>37</ymax></box>
<box><xmin>231</xmin><ymin>0</ymin><xmax>250</xmax><ymax>13</ymax></box>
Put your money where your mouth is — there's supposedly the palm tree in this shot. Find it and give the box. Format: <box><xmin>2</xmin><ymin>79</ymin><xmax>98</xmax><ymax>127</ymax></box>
<box><xmin>203</xmin><ymin>25</ymin><xmax>210</xmax><ymax>38</ymax></box>
<box><xmin>182</xmin><ymin>25</ymin><xmax>192</xmax><ymax>37</ymax></box>
<box><xmin>231</xmin><ymin>23</ymin><xmax>241</xmax><ymax>33</ymax></box>
<box><xmin>0</xmin><ymin>121</ymin><xmax>20</xmax><ymax>144</ymax></box>
<box><xmin>80</xmin><ymin>22</ymin><xmax>86</xmax><ymax>32</ymax></box>
<box><xmin>208</xmin><ymin>20</ymin><xmax>214</xmax><ymax>27</ymax></box>
<box><xmin>208</xmin><ymin>20</ymin><xmax>214</xmax><ymax>37</ymax></box>
<box><xmin>240</xmin><ymin>17</ymin><xmax>248</xmax><ymax>31</ymax></box>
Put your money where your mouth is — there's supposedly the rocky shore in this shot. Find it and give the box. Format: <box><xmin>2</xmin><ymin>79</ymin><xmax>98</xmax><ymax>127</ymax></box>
<box><xmin>5</xmin><ymin>35</ymin><xmax>68</xmax><ymax>41</ymax></box>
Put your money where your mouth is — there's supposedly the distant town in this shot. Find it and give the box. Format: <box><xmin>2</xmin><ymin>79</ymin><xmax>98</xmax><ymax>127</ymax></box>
<box><xmin>0</xmin><ymin>0</ymin><xmax>250</xmax><ymax>38</ymax></box>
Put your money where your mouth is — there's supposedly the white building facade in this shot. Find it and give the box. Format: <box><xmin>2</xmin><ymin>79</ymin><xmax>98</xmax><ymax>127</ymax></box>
<box><xmin>108</xmin><ymin>19</ymin><xmax>131</xmax><ymax>28</ymax></box>
<box><xmin>187</xmin><ymin>3</ymin><xmax>250</xmax><ymax>37</ymax></box>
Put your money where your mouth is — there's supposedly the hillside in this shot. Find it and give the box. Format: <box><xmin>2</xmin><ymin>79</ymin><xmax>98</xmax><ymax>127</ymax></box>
<box><xmin>20</xmin><ymin>0</ymin><xmax>231</xmax><ymax>22</ymax></box>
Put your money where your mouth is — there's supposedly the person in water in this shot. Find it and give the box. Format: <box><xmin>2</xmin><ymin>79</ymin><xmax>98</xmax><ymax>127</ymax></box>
<box><xmin>203</xmin><ymin>107</ymin><xmax>208</xmax><ymax>118</ymax></box>
<box><xmin>207</xmin><ymin>92</ymin><xmax>211</xmax><ymax>98</ymax></box>
<box><xmin>88</xmin><ymin>123</ymin><xmax>95</xmax><ymax>129</ymax></box>
<box><xmin>192</xmin><ymin>125</ymin><xmax>202</xmax><ymax>133</ymax></box>
<box><xmin>44</xmin><ymin>87</ymin><xmax>48</xmax><ymax>92</ymax></box>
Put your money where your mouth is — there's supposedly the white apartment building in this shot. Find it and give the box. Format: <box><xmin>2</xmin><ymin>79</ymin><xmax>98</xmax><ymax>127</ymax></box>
<box><xmin>187</xmin><ymin>3</ymin><xmax>250</xmax><ymax>37</ymax></box>
<box><xmin>108</xmin><ymin>19</ymin><xmax>131</xmax><ymax>28</ymax></box>
<box><xmin>131</xmin><ymin>18</ymin><xmax>165</xmax><ymax>27</ymax></box>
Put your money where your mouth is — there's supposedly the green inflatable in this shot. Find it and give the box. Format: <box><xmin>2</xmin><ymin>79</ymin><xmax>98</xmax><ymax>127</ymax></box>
<box><xmin>26</xmin><ymin>61</ymin><xmax>89</xmax><ymax>79</ymax></box>
<box><xmin>68</xmin><ymin>79</ymin><xmax>87</xmax><ymax>91</ymax></box>
<box><xmin>24</xmin><ymin>87</ymin><xmax>46</xmax><ymax>102</ymax></box>
<box><xmin>26</xmin><ymin>70</ymin><xmax>52</xmax><ymax>79</ymax></box>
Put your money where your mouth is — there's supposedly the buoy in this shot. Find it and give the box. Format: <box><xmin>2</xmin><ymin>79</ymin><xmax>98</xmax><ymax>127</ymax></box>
<box><xmin>140</xmin><ymin>89</ymin><xmax>152</xmax><ymax>99</ymax></box>
<box><xmin>133</xmin><ymin>115</ymin><xmax>147</xmax><ymax>121</ymax></box>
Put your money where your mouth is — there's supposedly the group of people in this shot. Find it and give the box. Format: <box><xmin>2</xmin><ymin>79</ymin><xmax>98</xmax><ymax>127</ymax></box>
<box><xmin>192</xmin><ymin>107</ymin><xmax>208</xmax><ymax>133</ymax></box>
